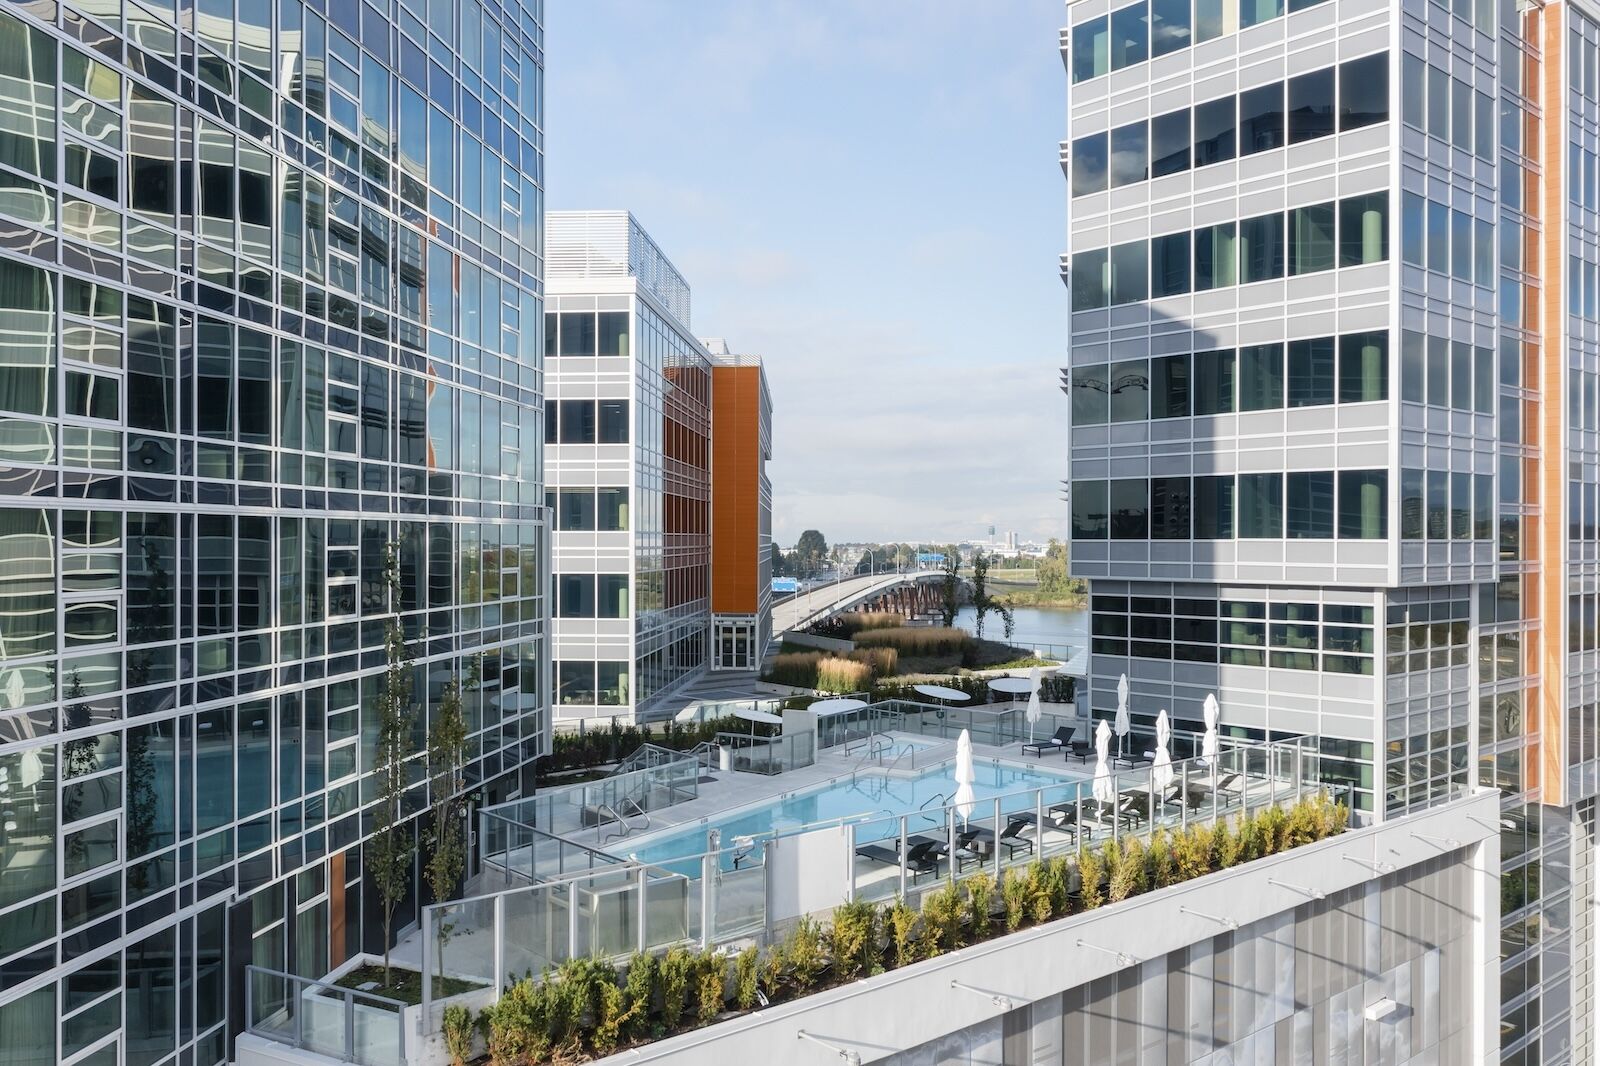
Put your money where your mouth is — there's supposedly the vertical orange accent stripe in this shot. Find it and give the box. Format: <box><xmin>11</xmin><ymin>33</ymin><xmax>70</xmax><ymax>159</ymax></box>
<box><xmin>1537</xmin><ymin>2</ymin><xmax>1566</xmax><ymax>805</ymax></box>
<box><xmin>329</xmin><ymin>851</ymin><xmax>347</xmax><ymax>969</ymax></box>
<box><xmin>710</xmin><ymin>365</ymin><xmax>762</xmax><ymax>614</ymax></box>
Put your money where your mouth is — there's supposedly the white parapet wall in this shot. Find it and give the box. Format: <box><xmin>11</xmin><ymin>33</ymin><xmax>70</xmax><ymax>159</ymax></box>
<box><xmin>587</xmin><ymin>789</ymin><xmax>1502</xmax><ymax>1066</ymax></box>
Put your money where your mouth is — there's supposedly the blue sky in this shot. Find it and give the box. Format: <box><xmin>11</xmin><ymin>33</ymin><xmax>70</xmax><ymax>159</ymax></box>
<box><xmin>546</xmin><ymin>1</ymin><xmax>1067</xmax><ymax>546</ymax></box>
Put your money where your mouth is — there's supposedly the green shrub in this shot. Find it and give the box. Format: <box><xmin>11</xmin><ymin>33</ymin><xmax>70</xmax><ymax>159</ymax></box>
<box><xmin>659</xmin><ymin>948</ymin><xmax>694</xmax><ymax>1030</ymax></box>
<box><xmin>592</xmin><ymin>977</ymin><xmax>627</xmax><ymax>1055</ymax></box>
<box><xmin>1257</xmin><ymin>805</ymin><xmax>1289</xmax><ymax>854</ymax></box>
<box><xmin>441</xmin><ymin>1004</ymin><xmax>473</xmax><ymax>1066</ymax></box>
<box><xmin>758</xmin><ymin>940</ymin><xmax>786</xmax><ymax>1000</ymax></box>
<box><xmin>620</xmin><ymin>952</ymin><xmax>657</xmax><ymax>1043</ymax></box>
<box><xmin>1146</xmin><ymin>829</ymin><xmax>1175</xmax><ymax>889</ymax></box>
<box><xmin>695</xmin><ymin>952</ymin><xmax>726</xmax><ymax>1026</ymax></box>
<box><xmin>1236</xmin><ymin>814</ymin><xmax>1264</xmax><ymax>864</ymax></box>
<box><xmin>484</xmin><ymin>976</ymin><xmax>550</xmax><ymax>1065</ymax></box>
<box><xmin>1109</xmin><ymin>836</ymin><xmax>1147</xmax><ymax>903</ymax></box>
<box><xmin>733</xmin><ymin>946</ymin><xmax>760</xmax><ymax>1010</ymax></box>
<box><xmin>1001</xmin><ymin>867</ymin><xmax>1029</xmax><ymax>931</ymax></box>
<box><xmin>965</xmin><ymin>871</ymin><xmax>995</xmax><ymax>937</ymax></box>
<box><xmin>786</xmin><ymin>917</ymin><xmax>829</xmax><ymax>991</ymax></box>
<box><xmin>1213</xmin><ymin>819</ymin><xmax>1242</xmax><ymax>869</ymax></box>
<box><xmin>1078</xmin><ymin>849</ymin><xmax>1105</xmax><ymax>909</ymax></box>
<box><xmin>1025</xmin><ymin>862</ymin><xmax>1055</xmax><ymax>923</ymax></box>
<box><xmin>829</xmin><ymin>900</ymin><xmax>879</xmax><ymax>980</ymax></box>
<box><xmin>888</xmin><ymin>898</ymin><xmax>920</xmax><ymax>968</ymax></box>
<box><xmin>1173</xmin><ymin>823</ymin><xmax>1213</xmax><ymax>880</ymax></box>
<box><xmin>921</xmin><ymin>881</ymin><xmax>968</xmax><ymax>954</ymax></box>
<box><xmin>1044</xmin><ymin>856</ymin><xmax>1073</xmax><ymax>917</ymax></box>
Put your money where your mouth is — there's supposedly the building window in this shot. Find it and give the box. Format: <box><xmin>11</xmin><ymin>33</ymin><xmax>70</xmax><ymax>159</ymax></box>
<box><xmin>597</xmin><ymin>575</ymin><xmax>629</xmax><ymax>618</ymax></box>
<box><xmin>1071</xmin><ymin>248</ymin><xmax>1109</xmax><ymax>311</ymax></box>
<box><xmin>1151</xmin><ymin>0</ymin><xmax>1191</xmax><ymax>57</ymax></box>
<box><xmin>557</xmin><ymin>662</ymin><xmax>597</xmax><ymax>705</ymax></box>
<box><xmin>1071</xmin><ymin>365</ymin><xmax>1109</xmax><ymax>425</ymax></box>
<box><xmin>1287</xmin><ymin>66</ymin><xmax>1334</xmax><ymax>143</ymax></box>
<box><xmin>1340</xmin><ymin>52</ymin><xmax>1389</xmax><ymax>131</ymax></box>
<box><xmin>1239</xmin><ymin>81</ymin><xmax>1285</xmax><ymax>155</ymax></box>
<box><xmin>1401</xmin><ymin>52</ymin><xmax>1425</xmax><ymax>128</ymax></box>
<box><xmin>1151</xmin><ymin>231</ymin><xmax>1190</xmax><ymax>297</ymax></box>
<box><xmin>1109</xmin><ymin>241</ymin><xmax>1148</xmax><ymax>304</ymax></box>
<box><xmin>1287</xmin><ymin>471</ymin><xmax>1334</xmax><ymax>538</ymax></box>
<box><xmin>1193</xmin><ymin>475</ymin><xmax>1235</xmax><ymax>538</ymax></box>
<box><xmin>597</xmin><ymin>311</ymin><xmax>629</xmax><ymax>356</ymax></box>
<box><xmin>1071</xmin><ymin>480</ymin><xmax>1109</xmax><ymax>539</ymax></box>
<box><xmin>1151</xmin><ymin>476</ymin><xmax>1191</xmax><ymax>539</ymax></box>
<box><xmin>1401</xmin><ymin>192</ymin><xmax>1425</xmax><ymax>266</ymax></box>
<box><xmin>1109</xmin><ymin>2</ymin><xmax>1149</xmax><ymax>70</ymax></box>
<box><xmin>1109</xmin><ymin>121</ymin><xmax>1148</xmax><ymax>188</ymax></box>
<box><xmin>1240</xmin><ymin>0</ymin><xmax>1283</xmax><ymax>28</ymax></box>
<box><xmin>1239</xmin><ymin>343</ymin><xmax>1284</xmax><ymax>411</ymax></box>
<box><xmin>558</xmin><ymin>574</ymin><xmax>596</xmax><ymax>618</ymax></box>
<box><xmin>1289</xmin><ymin>202</ymin><xmax>1336</xmax><ymax>275</ymax></box>
<box><xmin>1110</xmin><ymin>359</ymin><xmax>1150</xmax><ymax>422</ymax></box>
<box><xmin>1288</xmin><ymin>337</ymin><xmax>1335</xmax><ymax>407</ymax></box>
<box><xmin>1193</xmin><ymin>349</ymin><xmax>1235</xmax><ymax>415</ymax></box>
<box><xmin>1072</xmin><ymin>132</ymin><xmax>1109</xmax><ymax>196</ymax></box>
<box><xmin>558</xmin><ymin>399</ymin><xmax>595</xmax><ymax>444</ymax></box>
<box><xmin>1072</xmin><ymin>15</ymin><xmax>1109</xmax><ymax>83</ymax></box>
<box><xmin>1238</xmin><ymin>473</ymin><xmax>1283</xmax><ymax>538</ymax></box>
<box><xmin>1194</xmin><ymin>222</ymin><xmax>1237</xmax><ymax>290</ymax></box>
<box><xmin>1109</xmin><ymin>479</ymin><xmax>1149</xmax><ymax>539</ymax></box>
<box><xmin>1239</xmin><ymin>212</ymin><xmax>1284</xmax><ymax>283</ymax></box>
<box><xmin>1338</xmin><ymin>331</ymin><xmax>1387</xmax><ymax>403</ymax></box>
<box><xmin>557</xmin><ymin>489</ymin><xmax>596</xmax><ymax>531</ymax></box>
<box><xmin>598</xmin><ymin>487</ymin><xmax>629</xmax><ymax>531</ymax></box>
<box><xmin>1151</xmin><ymin>354</ymin><xmax>1189</xmax><ymax>418</ymax></box>
<box><xmin>1193</xmin><ymin>96</ymin><xmax>1236</xmax><ymax>166</ymax></box>
<box><xmin>1338</xmin><ymin>471</ymin><xmax>1388</xmax><ymax>538</ymax></box>
<box><xmin>598</xmin><ymin>400</ymin><xmax>628</xmax><ymax>443</ymax></box>
<box><xmin>598</xmin><ymin>662</ymin><xmax>629</xmax><ymax>705</ymax></box>
<box><xmin>1151</xmin><ymin>108</ymin><xmax>1190</xmax><ymax>177</ymax></box>
<box><xmin>1340</xmin><ymin>193</ymin><xmax>1387</xmax><ymax>266</ymax></box>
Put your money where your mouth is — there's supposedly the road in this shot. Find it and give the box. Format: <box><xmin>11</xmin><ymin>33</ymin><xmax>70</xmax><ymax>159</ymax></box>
<box><xmin>772</xmin><ymin>572</ymin><xmax>935</xmax><ymax>633</ymax></box>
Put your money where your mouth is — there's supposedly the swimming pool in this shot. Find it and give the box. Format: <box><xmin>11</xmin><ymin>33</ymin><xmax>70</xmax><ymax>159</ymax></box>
<box><xmin>627</xmin><ymin>758</ymin><xmax>1085</xmax><ymax>871</ymax></box>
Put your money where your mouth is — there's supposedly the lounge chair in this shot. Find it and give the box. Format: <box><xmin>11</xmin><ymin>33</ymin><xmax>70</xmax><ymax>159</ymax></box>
<box><xmin>1065</xmin><ymin>739</ymin><xmax>1092</xmax><ymax>763</ymax></box>
<box><xmin>998</xmin><ymin>817</ymin><xmax>1036</xmax><ymax>859</ymax></box>
<box><xmin>856</xmin><ymin>838</ymin><xmax>944</xmax><ymax>881</ymax></box>
<box><xmin>1046</xmin><ymin>802</ymin><xmax>1094</xmax><ymax>840</ymax></box>
<box><xmin>1022</xmin><ymin>725</ymin><xmax>1075</xmax><ymax>758</ymax></box>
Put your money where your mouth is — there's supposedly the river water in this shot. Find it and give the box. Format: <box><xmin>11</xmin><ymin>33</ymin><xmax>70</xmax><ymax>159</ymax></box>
<box><xmin>953</xmin><ymin>604</ymin><xmax>1088</xmax><ymax>673</ymax></box>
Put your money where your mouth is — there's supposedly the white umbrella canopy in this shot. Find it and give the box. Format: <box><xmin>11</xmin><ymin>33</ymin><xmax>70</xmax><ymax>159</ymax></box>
<box><xmin>1092</xmin><ymin>719</ymin><xmax>1114</xmax><ymax>806</ymax></box>
<box><xmin>1114</xmin><ymin>673</ymin><xmax>1131</xmax><ymax>757</ymax></box>
<box><xmin>952</xmin><ymin>729</ymin><xmax>977</xmax><ymax>826</ymax></box>
<box><xmin>1201</xmin><ymin>694</ymin><xmax>1220</xmax><ymax>762</ymax></box>
<box><xmin>1024</xmin><ymin>667</ymin><xmax>1043</xmax><ymax>742</ymax></box>
<box><xmin>1152</xmin><ymin>709</ymin><xmax>1173</xmax><ymax>791</ymax></box>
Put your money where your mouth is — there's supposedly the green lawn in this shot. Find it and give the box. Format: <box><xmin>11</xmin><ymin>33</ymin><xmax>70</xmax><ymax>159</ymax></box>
<box><xmin>330</xmin><ymin>964</ymin><xmax>484</xmax><ymax>1010</ymax></box>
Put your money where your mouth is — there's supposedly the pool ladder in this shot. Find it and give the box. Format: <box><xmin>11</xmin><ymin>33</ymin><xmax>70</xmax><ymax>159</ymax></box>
<box><xmin>598</xmin><ymin>800</ymin><xmax>650</xmax><ymax>845</ymax></box>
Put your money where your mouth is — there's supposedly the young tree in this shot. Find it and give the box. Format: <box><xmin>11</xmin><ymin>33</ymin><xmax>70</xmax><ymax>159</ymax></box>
<box><xmin>424</xmin><ymin>665</ymin><xmax>470</xmax><ymax>990</ymax></box>
<box><xmin>938</xmin><ymin>548</ymin><xmax>961</xmax><ymax>627</ymax></box>
<box><xmin>795</xmin><ymin>529</ymin><xmax>829</xmax><ymax>574</ymax></box>
<box><xmin>971</xmin><ymin>551</ymin><xmax>992</xmax><ymax>638</ymax></box>
<box><xmin>370</xmin><ymin>540</ymin><xmax>417</xmax><ymax>987</ymax></box>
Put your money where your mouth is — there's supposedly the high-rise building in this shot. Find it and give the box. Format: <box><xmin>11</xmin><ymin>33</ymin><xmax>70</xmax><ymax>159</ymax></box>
<box><xmin>1062</xmin><ymin>0</ymin><xmax>1588</xmax><ymax>1061</ymax></box>
<box><xmin>545</xmin><ymin>211</ymin><xmax>714</xmax><ymax>725</ymax></box>
<box><xmin>0</xmin><ymin>0</ymin><xmax>548</xmax><ymax>1060</ymax></box>
<box><xmin>705</xmin><ymin>339</ymin><xmax>774</xmax><ymax>673</ymax></box>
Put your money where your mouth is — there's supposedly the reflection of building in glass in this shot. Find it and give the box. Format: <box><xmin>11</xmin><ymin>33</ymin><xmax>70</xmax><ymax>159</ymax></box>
<box><xmin>546</xmin><ymin>212</ymin><xmax>773</xmax><ymax>724</ymax></box>
<box><xmin>0</xmin><ymin>1</ymin><xmax>547</xmax><ymax>1060</ymax></box>
<box><xmin>1062</xmin><ymin>2</ymin><xmax>1598</xmax><ymax>1062</ymax></box>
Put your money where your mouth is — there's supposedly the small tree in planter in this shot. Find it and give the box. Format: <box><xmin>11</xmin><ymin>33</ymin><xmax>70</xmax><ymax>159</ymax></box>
<box><xmin>424</xmin><ymin>665</ymin><xmax>471</xmax><ymax>991</ymax></box>
<box><xmin>370</xmin><ymin>540</ymin><xmax>418</xmax><ymax>987</ymax></box>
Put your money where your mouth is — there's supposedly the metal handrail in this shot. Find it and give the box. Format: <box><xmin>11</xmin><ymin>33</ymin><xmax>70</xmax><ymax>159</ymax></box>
<box><xmin>599</xmin><ymin>800</ymin><xmax>650</xmax><ymax>844</ymax></box>
<box><xmin>882</xmin><ymin>742</ymin><xmax>920</xmax><ymax>775</ymax></box>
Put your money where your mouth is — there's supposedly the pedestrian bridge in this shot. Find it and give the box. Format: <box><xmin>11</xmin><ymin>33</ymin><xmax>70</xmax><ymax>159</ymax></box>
<box><xmin>773</xmin><ymin>571</ymin><xmax>948</xmax><ymax>633</ymax></box>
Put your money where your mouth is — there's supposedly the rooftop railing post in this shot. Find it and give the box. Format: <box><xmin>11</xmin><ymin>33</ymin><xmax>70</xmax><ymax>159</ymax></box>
<box><xmin>1210</xmin><ymin>754</ymin><xmax>1219</xmax><ymax>825</ymax></box>
<box><xmin>1035</xmin><ymin>788</ymin><xmax>1045</xmax><ymax>857</ymax></box>
<box><xmin>493</xmin><ymin>893</ymin><xmax>506</xmax><ymax>1002</ymax></box>
<box><xmin>898</xmin><ymin>815</ymin><xmax>908</xmax><ymax>898</ymax></box>
<box><xmin>568</xmin><ymin>880</ymin><xmax>582</xmax><ymax>960</ymax></box>
<box><xmin>992</xmin><ymin>796</ymin><xmax>1002</xmax><ymax>880</ymax></box>
<box><xmin>845</xmin><ymin>821</ymin><xmax>857</xmax><ymax>902</ymax></box>
<box><xmin>1180</xmin><ymin>759</ymin><xmax>1188</xmax><ymax>831</ymax></box>
<box><xmin>701</xmin><ymin>850</ymin><xmax>716</xmax><ymax>946</ymax></box>
<box><xmin>633</xmin><ymin>864</ymin><xmax>648</xmax><ymax>954</ymax></box>
<box><xmin>343</xmin><ymin>988</ymin><xmax>355</xmax><ymax>1062</ymax></box>
<box><xmin>291</xmin><ymin>973</ymin><xmax>302</xmax><ymax>1050</ymax></box>
<box><xmin>421</xmin><ymin>904</ymin><xmax>433</xmax><ymax>1031</ymax></box>
<box><xmin>947</xmin><ymin>807</ymin><xmax>957</xmax><ymax>884</ymax></box>
<box><xmin>1075</xmin><ymin>782</ymin><xmax>1085</xmax><ymax>861</ymax></box>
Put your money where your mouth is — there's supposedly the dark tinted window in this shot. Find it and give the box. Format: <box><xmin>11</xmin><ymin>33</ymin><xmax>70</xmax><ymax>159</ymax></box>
<box><xmin>1239</xmin><ymin>212</ymin><xmax>1284</xmax><ymax>283</ymax></box>
<box><xmin>1289</xmin><ymin>202</ymin><xmax>1337</xmax><ymax>275</ymax></box>
<box><xmin>1193</xmin><ymin>96</ymin><xmax>1236</xmax><ymax>166</ymax></box>
<box><xmin>1151</xmin><ymin>477</ymin><xmax>1192</xmax><ymax>539</ymax></box>
<box><xmin>1287</xmin><ymin>67</ymin><xmax>1335</xmax><ymax>143</ymax></box>
<box><xmin>558</xmin><ymin>399</ymin><xmax>594</xmax><ymax>443</ymax></box>
<box><xmin>598</xmin><ymin>400</ymin><xmax>628</xmax><ymax>443</ymax></box>
<box><xmin>1339</xmin><ymin>331</ymin><xmax>1388</xmax><ymax>403</ymax></box>
<box><xmin>1238</xmin><ymin>473</ymin><xmax>1283</xmax><ymax>538</ymax></box>
<box><xmin>1194</xmin><ymin>476</ymin><xmax>1235</xmax><ymax>538</ymax></box>
<box><xmin>1193</xmin><ymin>350</ymin><xmax>1235</xmax><ymax>415</ymax></box>
<box><xmin>1340</xmin><ymin>52</ymin><xmax>1389</xmax><ymax>131</ymax></box>
<box><xmin>1072</xmin><ymin>132</ymin><xmax>1109</xmax><ymax>196</ymax></box>
<box><xmin>1240</xmin><ymin>82</ymin><xmax>1285</xmax><ymax>155</ymax></box>
<box><xmin>1110</xmin><ymin>479</ymin><xmax>1149</xmax><ymax>539</ymax></box>
<box><xmin>1239</xmin><ymin>343</ymin><xmax>1284</xmax><ymax>411</ymax></box>
<box><xmin>1151</xmin><ymin>231</ymin><xmax>1191</xmax><ymax>297</ymax></box>
<box><xmin>1072</xmin><ymin>16</ymin><xmax>1109</xmax><ymax>83</ymax></box>
<box><xmin>1072</xmin><ymin>480</ymin><xmax>1109</xmax><ymax>539</ymax></box>
<box><xmin>1288</xmin><ymin>337</ymin><xmax>1335</xmax><ymax>407</ymax></box>
<box><xmin>1287</xmin><ymin>472</ymin><xmax>1334</xmax><ymax>538</ymax></box>
<box><xmin>1152</xmin><ymin>354</ymin><xmax>1189</xmax><ymax>418</ymax></box>
<box><xmin>1150</xmin><ymin>109</ymin><xmax>1191</xmax><ymax>178</ymax></box>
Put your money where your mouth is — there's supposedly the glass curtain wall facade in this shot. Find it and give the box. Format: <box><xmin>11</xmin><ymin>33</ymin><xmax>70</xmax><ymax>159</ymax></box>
<box><xmin>0</xmin><ymin>0</ymin><xmax>548</xmax><ymax>1062</ymax></box>
<box><xmin>1063</xmin><ymin>0</ymin><xmax>1595</xmax><ymax>1061</ymax></box>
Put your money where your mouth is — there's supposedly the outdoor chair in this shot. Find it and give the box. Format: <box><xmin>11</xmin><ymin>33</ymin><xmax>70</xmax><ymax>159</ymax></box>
<box><xmin>1022</xmin><ymin>725</ymin><xmax>1074</xmax><ymax>758</ymax></box>
<box><xmin>1046</xmin><ymin>802</ymin><xmax>1094</xmax><ymax>840</ymax></box>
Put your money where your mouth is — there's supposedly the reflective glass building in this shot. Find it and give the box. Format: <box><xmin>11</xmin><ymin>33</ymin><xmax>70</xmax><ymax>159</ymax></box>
<box><xmin>0</xmin><ymin>0</ymin><xmax>547</xmax><ymax>1060</ymax></box>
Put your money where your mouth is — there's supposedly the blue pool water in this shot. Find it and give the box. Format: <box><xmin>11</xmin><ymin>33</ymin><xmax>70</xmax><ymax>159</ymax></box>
<box><xmin>628</xmin><ymin>758</ymin><xmax>1086</xmax><ymax>872</ymax></box>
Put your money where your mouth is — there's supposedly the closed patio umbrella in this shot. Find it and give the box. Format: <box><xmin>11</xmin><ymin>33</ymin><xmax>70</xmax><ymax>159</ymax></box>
<box><xmin>1114</xmin><ymin>673</ymin><xmax>1131</xmax><ymax>760</ymax></box>
<box><xmin>1025</xmin><ymin>667</ymin><xmax>1042</xmax><ymax>742</ymax></box>
<box><xmin>1092</xmin><ymin>719</ymin><xmax>1114</xmax><ymax>806</ymax></box>
<box><xmin>952</xmin><ymin>729</ymin><xmax>977</xmax><ymax>827</ymax></box>
<box><xmin>1201</xmin><ymin>694</ymin><xmax>1220</xmax><ymax>763</ymax></box>
<box><xmin>1152</xmin><ymin>709</ymin><xmax>1173</xmax><ymax>792</ymax></box>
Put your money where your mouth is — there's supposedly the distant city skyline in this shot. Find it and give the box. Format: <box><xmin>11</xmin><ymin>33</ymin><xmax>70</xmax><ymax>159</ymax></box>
<box><xmin>545</xmin><ymin>1</ymin><xmax>1067</xmax><ymax>544</ymax></box>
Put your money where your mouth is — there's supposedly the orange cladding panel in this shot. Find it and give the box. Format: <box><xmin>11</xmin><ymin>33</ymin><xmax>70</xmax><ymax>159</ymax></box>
<box><xmin>711</xmin><ymin>366</ymin><xmax>762</xmax><ymax>614</ymax></box>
